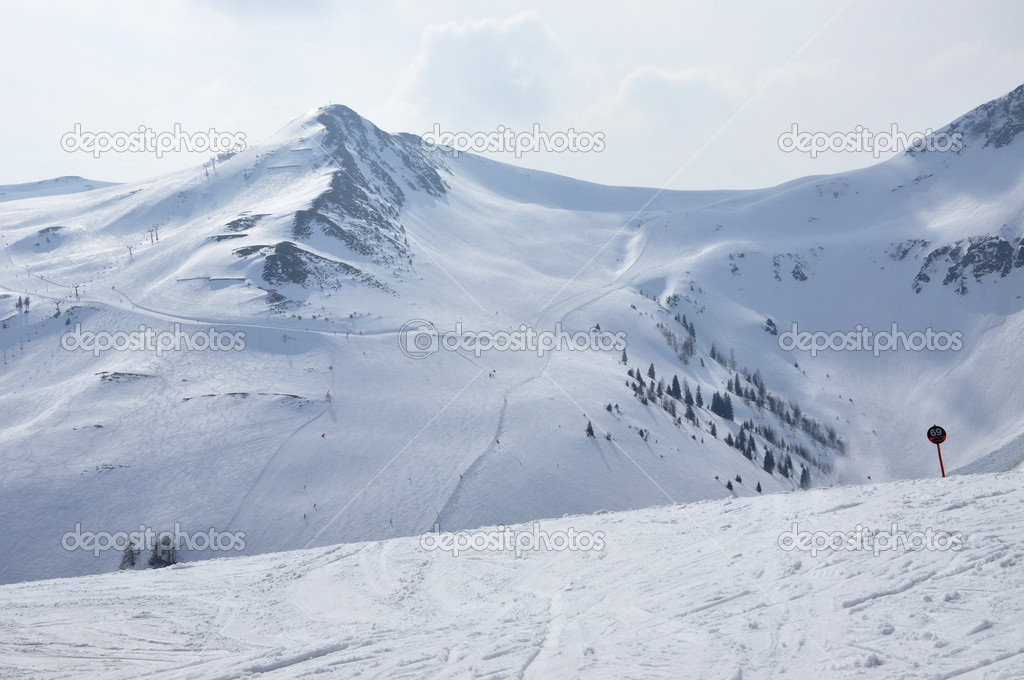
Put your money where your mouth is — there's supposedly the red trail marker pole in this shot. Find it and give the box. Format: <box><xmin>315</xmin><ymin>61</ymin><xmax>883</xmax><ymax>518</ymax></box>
<box><xmin>927</xmin><ymin>425</ymin><xmax>947</xmax><ymax>478</ymax></box>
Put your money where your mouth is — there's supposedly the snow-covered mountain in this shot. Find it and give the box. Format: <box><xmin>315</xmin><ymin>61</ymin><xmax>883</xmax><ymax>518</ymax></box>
<box><xmin>2</xmin><ymin>471</ymin><xmax>1022</xmax><ymax>679</ymax></box>
<box><xmin>3</xmin><ymin>85</ymin><xmax>1024</xmax><ymax>585</ymax></box>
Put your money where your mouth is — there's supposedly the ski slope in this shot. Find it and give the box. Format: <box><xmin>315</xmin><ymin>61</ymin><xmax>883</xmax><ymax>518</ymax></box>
<box><xmin>3</xmin><ymin>87</ymin><xmax>1024</xmax><ymax>586</ymax></box>
<box><xmin>1</xmin><ymin>471</ymin><xmax>1021</xmax><ymax>679</ymax></box>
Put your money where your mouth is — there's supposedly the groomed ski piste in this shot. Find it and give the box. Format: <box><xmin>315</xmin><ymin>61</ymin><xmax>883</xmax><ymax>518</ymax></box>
<box><xmin>1</xmin><ymin>471</ymin><xmax>1022</xmax><ymax>679</ymax></box>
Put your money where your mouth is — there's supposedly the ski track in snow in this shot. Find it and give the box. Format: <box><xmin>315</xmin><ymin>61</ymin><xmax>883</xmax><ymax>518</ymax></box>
<box><xmin>436</xmin><ymin>266</ymin><xmax>626</xmax><ymax>530</ymax></box>
<box><xmin>5</xmin><ymin>96</ymin><xmax>1024</xmax><ymax>676</ymax></box>
<box><xmin>2</xmin><ymin>472</ymin><xmax>1024</xmax><ymax>679</ymax></box>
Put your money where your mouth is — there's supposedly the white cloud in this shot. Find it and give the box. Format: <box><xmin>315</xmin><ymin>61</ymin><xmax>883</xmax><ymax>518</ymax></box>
<box><xmin>2</xmin><ymin>1</ymin><xmax>1023</xmax><ymax>189</ymax></box>
<box><xmin>388</xmin><ymin>13</ymin><xmax>570</xmax><ymax>129</ymax></box>
<box><xmin>604</xmin><ymin>65</ymin><xmax>743</xmax><ymax>135</ymax></box>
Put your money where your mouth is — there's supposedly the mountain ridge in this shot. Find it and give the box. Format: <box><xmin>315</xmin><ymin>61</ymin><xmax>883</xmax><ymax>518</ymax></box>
<box><xmin>1</xmin><ymin>84</ymin><xmax>1024</xmax><ymax>584</ymax></box>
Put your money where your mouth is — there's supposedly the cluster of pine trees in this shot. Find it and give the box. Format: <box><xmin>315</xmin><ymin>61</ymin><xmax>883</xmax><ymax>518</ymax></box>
<box><xmin>715</xmin><ymin>360</ymin><xmax>844</xmax><ymax>454</ymax></box>
<box><xmin>622</xmin><ymin>357</ymin><xmax>816</xmax><ymax>489</ymax></box>
<box><xmin>618</xmin><ymin>303</ymin><xmax>836</xmax><ymax>491</ymax></box>
<box><xmin>118</xmin><ymin>535</ymin><xmax>177</xmax><ymax>571</ymax></box>
<box><xmin>657</xmin><ymin>316</ymin><xmax>696</xmax><ymax>363</ymax></box>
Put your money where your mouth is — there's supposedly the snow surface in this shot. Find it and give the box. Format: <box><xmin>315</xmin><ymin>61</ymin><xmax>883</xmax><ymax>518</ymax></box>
<box><xmin>3</xmin><ymin>88</ymin><xmax>1024</xmax><ymax>588</ymax></box>
<box><xmin>1</xmin><ymin>471</ymin><xmax>1022</xmax><ymax>679</ymax></box>
<box><xmin>0</xmin><ymin>176</ymin><xmax>118</xmax><ymax>204</ymax></box>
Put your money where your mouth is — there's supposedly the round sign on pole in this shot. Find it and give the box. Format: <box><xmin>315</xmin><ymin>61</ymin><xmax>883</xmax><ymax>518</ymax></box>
<box><xmin>927</xmin><ymin>424</ymin><xmax>947</xmax><ymax>445</ymax></box>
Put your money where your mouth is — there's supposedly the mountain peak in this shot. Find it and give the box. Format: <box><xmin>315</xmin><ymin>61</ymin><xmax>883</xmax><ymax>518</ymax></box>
<box><xmin>943</xmin><ymin>82</ymin><xmax>1024</xmax><ymax>149</ymax></box>
<box><xmin>314</xmin><ymin>103</ymin><xmax>370</xmax><ymax>130</ymax></box>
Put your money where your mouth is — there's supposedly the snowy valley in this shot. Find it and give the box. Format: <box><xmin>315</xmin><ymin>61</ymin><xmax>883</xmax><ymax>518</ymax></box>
<box><xmin>3</xmin><ymin>86</ymin><xmax>1024</xmax><ymax>587</ymax></box>
<box><xmin>2</xmin><ymin>78</ymin><xmax>1024</xmax><ymax>678</ymax></box>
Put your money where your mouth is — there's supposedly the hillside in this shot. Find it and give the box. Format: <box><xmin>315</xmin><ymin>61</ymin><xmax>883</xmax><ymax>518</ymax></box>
<box><xmin>1</xmin><ymin>471</ymin><xmax>1021</xmax><ymax>679</ymax></box>
<box><xmin>3</xmin><ymin>87</ymin><xmax>1024</xmax><ymax>585</ymax></box>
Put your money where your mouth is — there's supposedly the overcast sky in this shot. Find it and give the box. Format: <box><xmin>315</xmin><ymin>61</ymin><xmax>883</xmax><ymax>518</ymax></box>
<box><xmin>3</xmin><ymin>1</ymin><xmax>1024</xmax><ymax>190</ymax></box>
